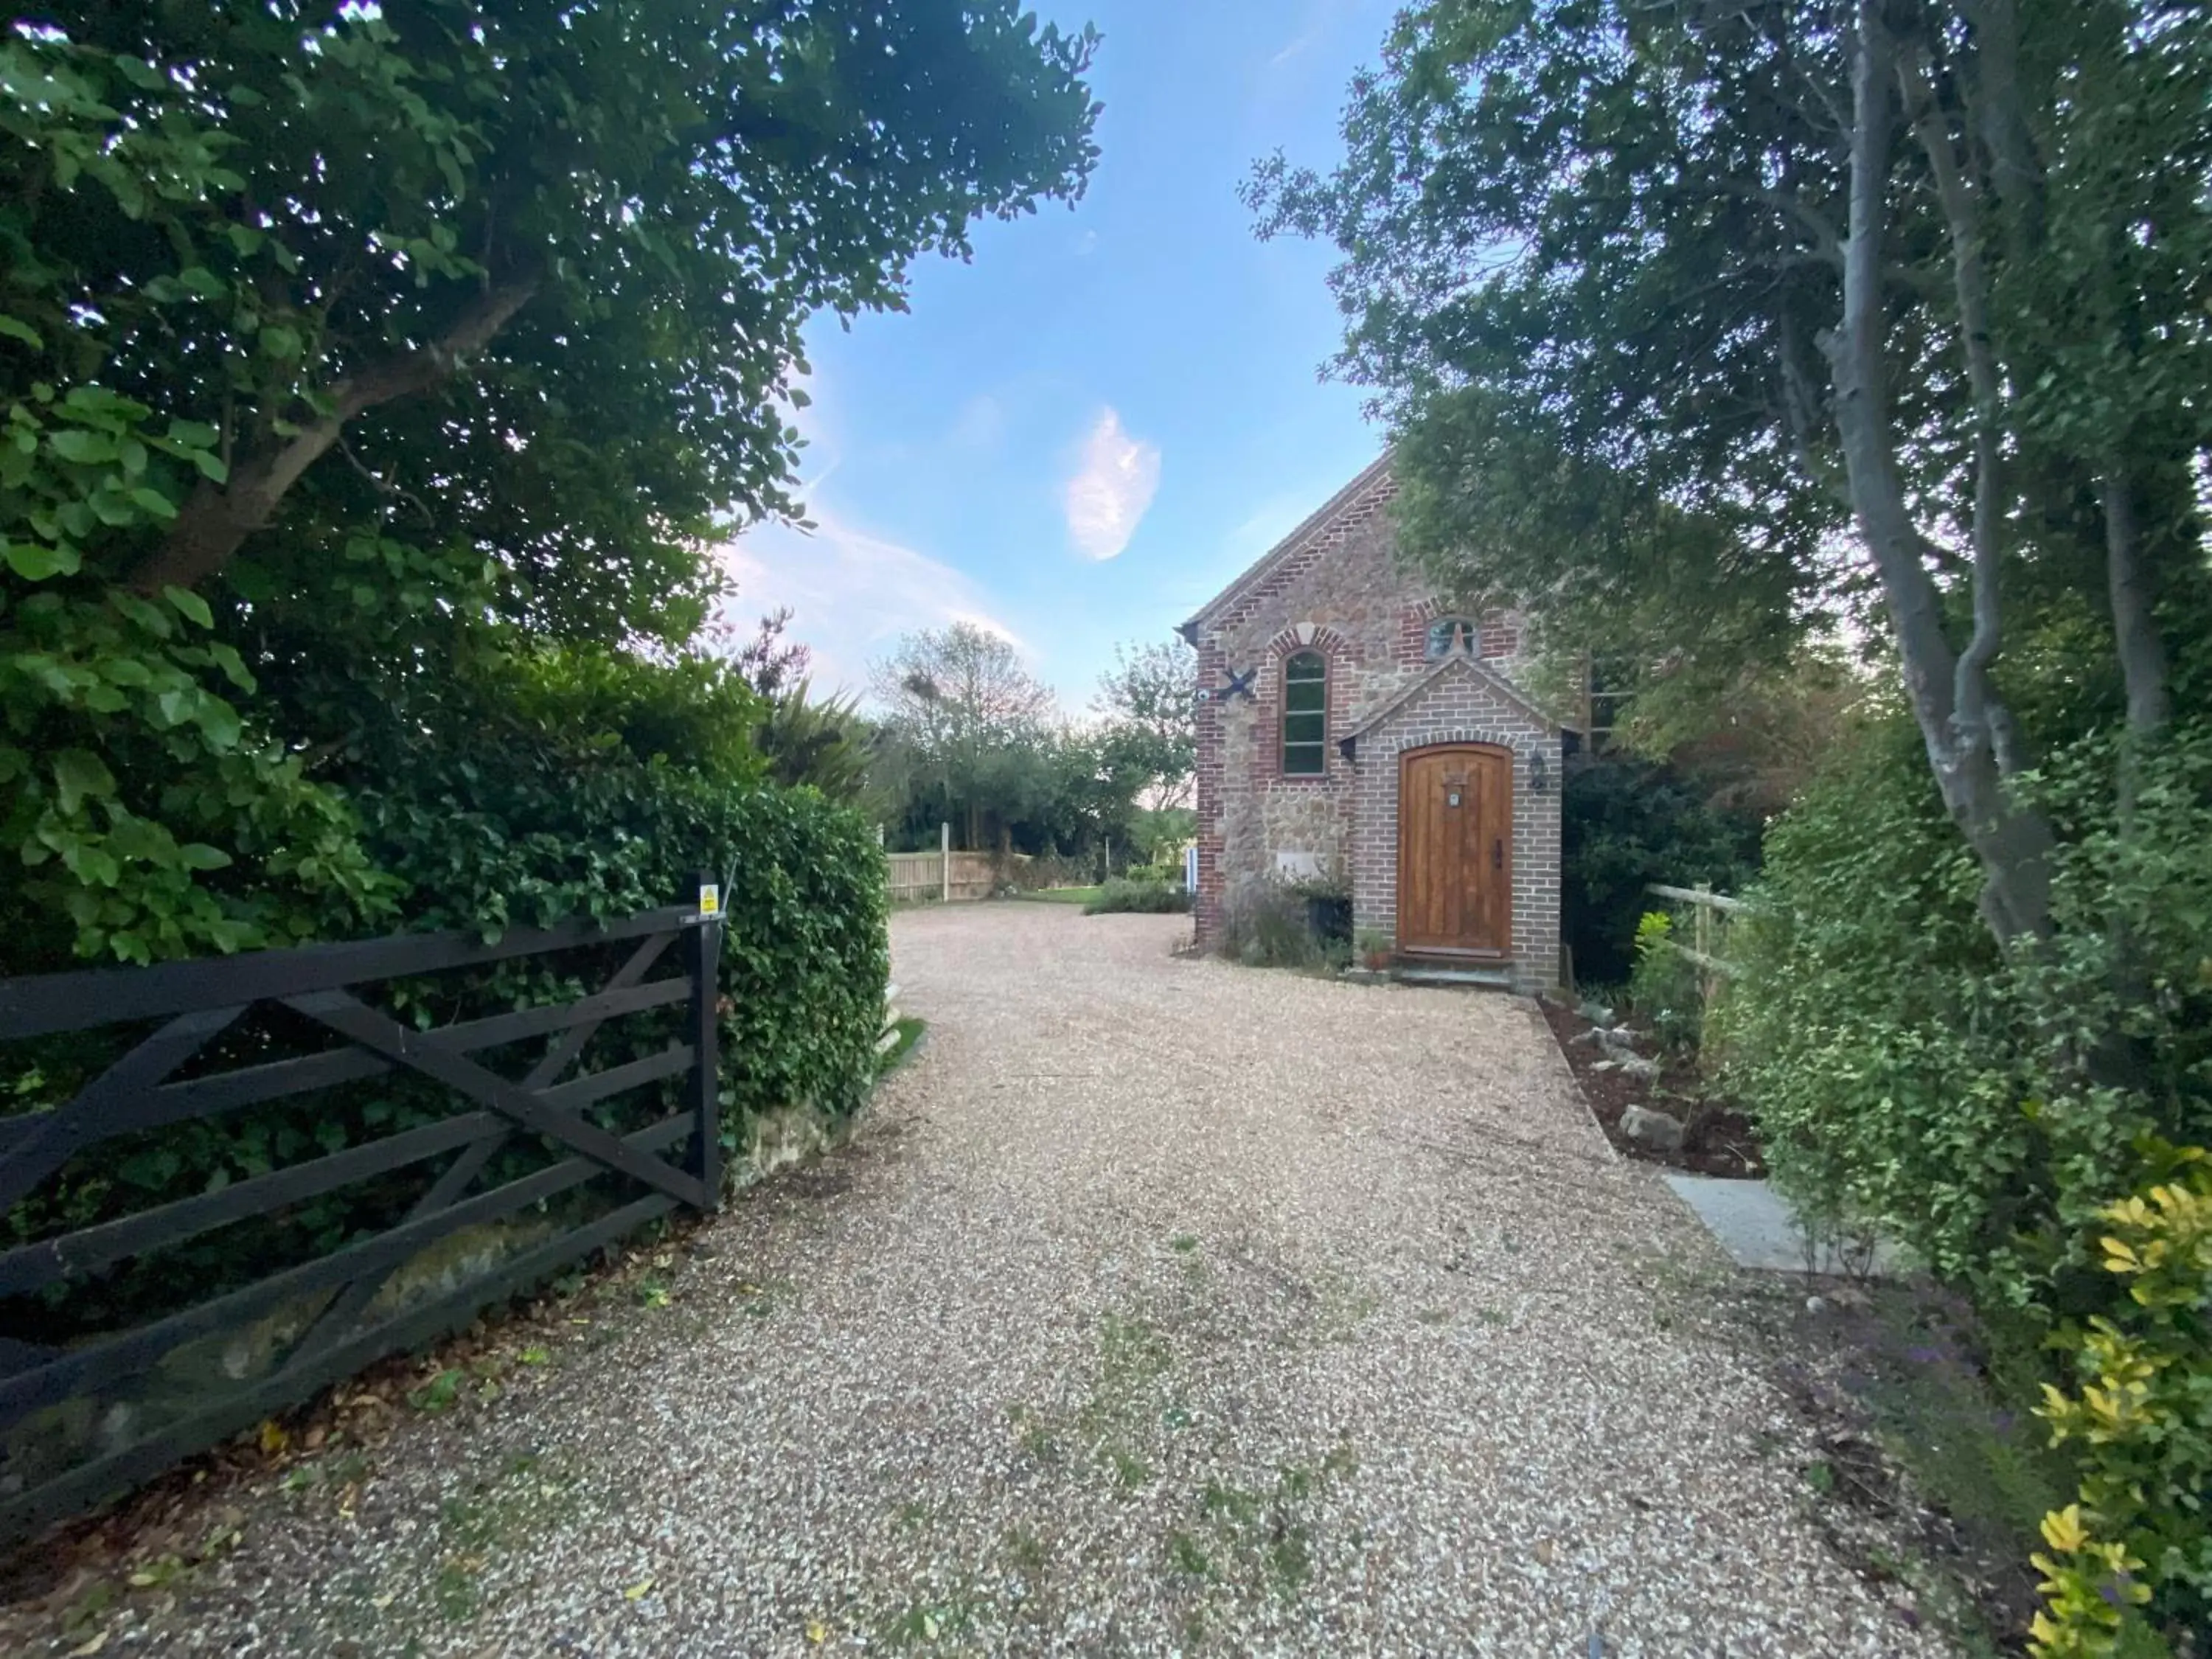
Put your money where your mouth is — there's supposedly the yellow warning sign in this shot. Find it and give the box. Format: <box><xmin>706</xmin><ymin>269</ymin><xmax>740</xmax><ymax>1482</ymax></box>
<box><xmin>697</xmin><ymin>882</ymin><xmax>720</xmax><ymax>917</ymax></box>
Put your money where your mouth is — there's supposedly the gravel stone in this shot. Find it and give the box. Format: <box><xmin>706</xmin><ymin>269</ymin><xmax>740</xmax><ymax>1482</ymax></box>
<box><xmin>30</xmin><ymin>904</ymin><xmax>1955</xmax><ymax>1657</ymax></box>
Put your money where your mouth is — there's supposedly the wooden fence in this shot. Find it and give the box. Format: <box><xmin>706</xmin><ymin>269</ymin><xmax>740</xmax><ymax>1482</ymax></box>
<box><xmin>886</xmin><ymin>849</ymin><xmax>998</xmax><ymax>904</ymax></box>
<box><xmin>1646</xmin><ymin>881</ymin><xmax>1752</xmax><ymax>1009</ymax></box>
<box><xmin>0</xmin><ymin>886</ymin><xmax>723</xmax><ymax>1544</ymax></box>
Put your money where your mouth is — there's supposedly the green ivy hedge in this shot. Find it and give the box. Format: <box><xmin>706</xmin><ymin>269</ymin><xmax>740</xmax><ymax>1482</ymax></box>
<box><xmin>361</xmin><ymin>764</ymin><xmax>888</xmax><ymax>1131</ymax></box>
<box><xmin>4</xmin><ymin>708</ymin><xmax>888</xmax><ymax>1343</ymax></box>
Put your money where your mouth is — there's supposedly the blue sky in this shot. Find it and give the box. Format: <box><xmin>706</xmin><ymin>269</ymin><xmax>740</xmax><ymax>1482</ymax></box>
<box><xmin>721</xmin><ymin>0</ymin><xmax>1398</xmax><ymax>709</ymax></box>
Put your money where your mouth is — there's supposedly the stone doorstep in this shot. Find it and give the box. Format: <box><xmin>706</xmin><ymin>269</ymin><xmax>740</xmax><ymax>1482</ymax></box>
<box><xmin>1386</xmin><ymin>963</ymin><xmax>1515</xmax><ymax>992</ymax></box>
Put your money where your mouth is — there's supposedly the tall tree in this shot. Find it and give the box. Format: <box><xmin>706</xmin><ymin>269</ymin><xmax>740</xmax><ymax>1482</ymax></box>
<box><xmin>1249</xmin><ymin>0</ymin><xmax>2212</xmax><ymax>950</ymax></box>
<box><xmin>1093</xmin><ymin>639</ymin><xmax>1197</xmax><ymax>810</ymax></box>
<box><xmin>869</xmin><ymin>622</ymin><xmax>1055</xmax><ymax>849</ymax></box>
<box><xmin>1</xmin><ymin>1</ymin><xmax>1101</xmax><ymax>964</ymax></box>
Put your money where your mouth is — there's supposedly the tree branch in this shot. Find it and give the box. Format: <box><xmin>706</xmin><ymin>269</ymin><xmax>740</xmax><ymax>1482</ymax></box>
<box><xmin>1959</xmin><ymin>0</ymin><xmax>2045</xmax><ymax>257</ymax></box>
<box><xmin>1706</xmin><ymin>176</ymin><xmax>1844</xmax><ymax>258</ymax></box>
<box><xmin>1899</xmin><ymin>35</ymin><xmax>2010</xmax><ymax>773</ymax></box>
<box><xmin>129</xmin><ymin>271</ymin><xmax>541</xmax><ymax>594</ymax></box>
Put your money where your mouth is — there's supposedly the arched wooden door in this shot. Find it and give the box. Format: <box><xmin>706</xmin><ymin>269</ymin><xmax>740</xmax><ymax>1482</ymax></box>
<box><xmin>1396</xmin><ymin>743</ymin><xmax>1512</xmax><ymax>958</ymax></box>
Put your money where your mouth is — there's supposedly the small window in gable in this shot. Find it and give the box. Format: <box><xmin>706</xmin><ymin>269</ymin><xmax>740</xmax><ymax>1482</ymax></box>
<box><xmin>1281</xmin><ymin>650</ymin><xmax>1326</xmax><ymax>775</ymax></box>
<box><xmin>1426</xmin><ymin>616</ymin><xmax>1477</xmax><ymax>658</ymax></box>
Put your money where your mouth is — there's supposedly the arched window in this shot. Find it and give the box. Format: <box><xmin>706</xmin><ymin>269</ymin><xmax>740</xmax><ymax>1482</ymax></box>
<box><xmin>1281</xmin><ymin>650</ymin><xmax>1326</xmax><ymax>775</ymax></box>
<box><xmin>1426</xmin><ymin>616</ymin><xmax>1477</xmax><ymax>658</ymax></box>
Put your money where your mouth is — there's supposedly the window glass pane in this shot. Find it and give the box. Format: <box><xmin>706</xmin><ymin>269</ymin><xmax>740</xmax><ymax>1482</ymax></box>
<box><xmin>1427</xmin><ymin>617</ymin><xmax>1474</xmax><ymax>658</ymax></box>
<box><xmin>1282</xmin><ymin>651</ymin><xmax>1325</xmax><ymax>772</ymax></box>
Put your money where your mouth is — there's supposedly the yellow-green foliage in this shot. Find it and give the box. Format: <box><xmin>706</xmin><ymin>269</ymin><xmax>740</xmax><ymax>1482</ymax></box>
<box><xmin>2031</xmin><ymin>1147</ymin><xmax>2212</xmax><ymax>1656</ymax></box>
<box><xmin>1627</xmin><ymin>909</ymin><xmax>1703</xmax><ymax>1054</ymax></box>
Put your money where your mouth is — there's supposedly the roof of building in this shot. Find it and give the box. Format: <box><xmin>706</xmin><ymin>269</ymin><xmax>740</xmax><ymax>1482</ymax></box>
<box><xmin>1177</xmin><ymin>453</ymin><xmax>1394</xmax><ymax>643</ymax></box>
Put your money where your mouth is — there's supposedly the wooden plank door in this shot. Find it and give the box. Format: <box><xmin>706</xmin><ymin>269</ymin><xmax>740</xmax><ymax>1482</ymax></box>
<box><xmin>1396</xmin><ymin>744</ymin><xmax>1512</xmax><ymax>957</ymax></box>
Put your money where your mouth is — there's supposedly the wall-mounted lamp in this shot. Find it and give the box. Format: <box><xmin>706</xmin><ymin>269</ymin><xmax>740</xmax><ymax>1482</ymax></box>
<box><xmin>1526</xmin><ymin>748</ymin><xmax>1550</xmax><ymax>794</ymax></box>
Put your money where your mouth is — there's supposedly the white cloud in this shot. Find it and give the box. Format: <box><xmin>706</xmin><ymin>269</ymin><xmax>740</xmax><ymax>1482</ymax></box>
<box><xmin>720</xmin><ymin>508</ymin><xmax>1025</xmax><ymax>701</ymax></box>
<box><xmin>1062</xmin><ymin>407</ymin><xmax>1161</xmax><ymax>561</ymax></box>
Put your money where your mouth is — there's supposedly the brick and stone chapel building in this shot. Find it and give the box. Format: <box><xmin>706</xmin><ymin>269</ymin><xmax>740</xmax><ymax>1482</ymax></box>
<box><xmin>1178</xmin><ymin>456</ymin><xmax>1568</xmax><ymax>993</ymax></box>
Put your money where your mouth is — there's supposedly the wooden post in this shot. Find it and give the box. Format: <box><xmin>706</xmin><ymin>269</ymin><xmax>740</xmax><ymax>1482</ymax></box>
<box><xmin>688</xmin><ymin>871</ymin><xmax>723</xmax><ymax>1208</ymax></box>
<box><xmin>1694</xmin><ymin>881</ymin><xmax>1716</xmax><ymax>1013</ymax></box>
<box><xmin>940</xmin><ymin>821</ymin><xmax>950</xmax><ymax>904</ymax></box>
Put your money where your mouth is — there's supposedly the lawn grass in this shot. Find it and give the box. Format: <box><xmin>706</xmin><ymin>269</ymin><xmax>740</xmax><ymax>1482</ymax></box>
<box><xmin>1018</xmin><ymin>886</ymin><xmax>1103</xmax><ymax>905</ymax></box>
<box><xmin>877</xmin><ymin>1015</ymin><xmax>927</xmax><ymax>1076</ymax></box>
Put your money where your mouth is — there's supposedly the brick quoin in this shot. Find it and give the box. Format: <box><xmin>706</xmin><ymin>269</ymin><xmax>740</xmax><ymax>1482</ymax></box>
<box><xmin>1180</xmin><ymin>457</ymin><xmax>1568</xmax><ymax>993</ymax></box>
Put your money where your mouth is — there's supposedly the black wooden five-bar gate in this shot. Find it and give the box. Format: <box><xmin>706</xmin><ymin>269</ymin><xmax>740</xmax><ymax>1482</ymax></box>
<box><xmin>0</xmin><ymin>886</ymin><xmax>723</xmax><ymax>1544</ymax></box>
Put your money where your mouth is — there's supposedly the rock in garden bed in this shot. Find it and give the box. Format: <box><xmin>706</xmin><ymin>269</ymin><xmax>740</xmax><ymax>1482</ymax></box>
<box><xmin>1538</xmin><ymin>995</ymin><xmax>1764</xmax><ymax>1177</ymax></box>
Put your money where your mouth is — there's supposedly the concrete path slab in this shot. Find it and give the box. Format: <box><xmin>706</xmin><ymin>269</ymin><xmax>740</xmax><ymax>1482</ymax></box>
<box><xmin>1661</xmin><ymin>1172</ymin><xmax>1905</xmax><ymax>1276</ymax></box>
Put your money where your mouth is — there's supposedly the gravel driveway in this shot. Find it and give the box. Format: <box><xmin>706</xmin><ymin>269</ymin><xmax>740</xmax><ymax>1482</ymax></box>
<box><xmin>27</xmin><ymin>902</ymin><xmax>1948</xmax><ymax>1656</ymax></box>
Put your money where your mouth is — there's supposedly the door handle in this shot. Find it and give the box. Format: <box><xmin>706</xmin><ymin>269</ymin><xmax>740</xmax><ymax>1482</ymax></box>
<box><xmin>1492</xmin><ymin>838</ymin><xmax>1504</xmax><ymax>871</ymax></box>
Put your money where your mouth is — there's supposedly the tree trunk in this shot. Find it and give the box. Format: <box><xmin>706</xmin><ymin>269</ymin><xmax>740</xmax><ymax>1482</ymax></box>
<box><xmin>1825</xmin><ymin>0</ymin><xmax>2053</xmax><ymax>947</ymax></box>
<box><xmin>2101</xmin><ymin>466</ymin><xmax>2171</xmax><ymax>744</ymax></box>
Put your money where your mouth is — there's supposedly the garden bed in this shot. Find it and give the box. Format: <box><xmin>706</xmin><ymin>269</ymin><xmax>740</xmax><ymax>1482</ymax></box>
<box><xmin>1538</xmin><ymin>995</ymin><xmax>1764</xmax><ymax>1178</ymax></box>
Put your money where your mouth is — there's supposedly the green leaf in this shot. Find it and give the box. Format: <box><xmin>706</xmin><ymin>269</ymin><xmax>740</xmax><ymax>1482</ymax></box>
<box><xmin>195</xmin><ymin>698</ymin><xmax>243</xmax><ymax>750</ymax></box>
<box><xmin>257</xmin><ymin>324</ymin><xmax>302</xmax><ymax>361</ymax></box>
<box><xmin>109</xmin><ymin>590</ymin><xmax>175</xmax><ymax>637</ymax></box>
<box><xmin>178</xmin><ymin>842</ymin><xmax>233</xmax><ymax>870</ymax></box>
<box><xmin>52</xmin><ymin>748</ymin><xmax>116</xmax><ymax>815</ymax></box>
<box><xmin>131</xmin><ymin>485</ymin><xmax>178</xmax><ymax>520</ymax></box>
<box><xmin>206</xmin><ymin>642</ymin><xmax>256</xmax><ymax>691</ymax></box>
<box><xmin>98</xmin><ymin>657</ymin><xmax>153</xmax><ymax>686</ymax></box>
<box><xmin>164</xmin><ymin>585</ymin><xmax>214</xmax><ymax>628</ymax></box>
<box><xmin>114</xmin><ymin>55</ymin><xmax>167</xmax><ymax>91</ymax></box>
<box><xmin>0</xmin><ymin>313</ymin><xmax>44</xmax><ymax>349</ymax></box>
<box><xmin>49</xmin><ymin>428</ymin><xmax>119</xmax><ymax>466</ymax></box>
<box><xmin>4</xmin><ymin>541</ymin><xmax>79</xmax><ymax>580</ymax></box>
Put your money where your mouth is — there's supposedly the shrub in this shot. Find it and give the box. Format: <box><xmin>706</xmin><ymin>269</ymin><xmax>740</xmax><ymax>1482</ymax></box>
<box><xmin>1218</xmin><ymin>879</ymin><xmax>1329</xmax><ymax>969</ymax></box>
<box><xmin>1083</xmin><ymin>877</ymin><xmax>1189</xmax><ymax>915</ymax></box>
<box><xmin>2032</xmin><ymin>1147</ymin><xmax>2212</xmax><ymax>1655</ymax></box>
<box><xmin>1721</xmin><ymin>715</ymin><xmax>2212</xmax><ymax>1649</ymax></box>
<box><xmin>1626</xmin><ymin>910</ymin><xmax>1703</xmax><ymax>1055</ymax></box>
<box><xmin>1721</xmin><ymin>717</ymin><xmax>2212</xmax><ymax>1307</ymax></box>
